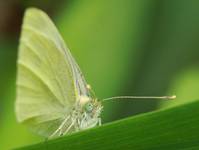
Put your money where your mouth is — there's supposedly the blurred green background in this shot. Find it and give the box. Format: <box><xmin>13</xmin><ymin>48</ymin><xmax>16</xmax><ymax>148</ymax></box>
<box><xmin>1</xmin><ymin>0</ymin><xmax>199</xmax><ymax>149</ymax></box>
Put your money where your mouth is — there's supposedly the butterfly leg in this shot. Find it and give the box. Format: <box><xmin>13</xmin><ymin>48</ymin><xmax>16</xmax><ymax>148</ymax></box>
<box><xmin>63</xmin><ymin>118</ymin><xmax>76</xmax><ymax>135</ymax></box>
<box><xmin>98</xmin><ymin>118</ymin><xmax>102</xmax><ymax>126</ymax></box>
<box><xmin>49</xmin><ymin>115</ymin><xmax>70</xmax><ymax>138</ymax></box>
<box><xmin>79</xmin><ymin>112</ymin><xmax>87</xmax><ymax>128</ymax></box>
<box><xmin>75</xmin><ymin>118</ymin><xmax>81</xmax><ymax>131</ymax></box>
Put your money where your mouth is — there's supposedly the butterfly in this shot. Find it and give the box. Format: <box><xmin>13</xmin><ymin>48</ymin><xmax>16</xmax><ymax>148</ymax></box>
<box><xmin>15</xmin><ymin>8</ymin><xmax>103</xmax><ymax>138</ymax></box>
<box><xmin>15</xmin><ymin>8</ymin><xmax>176</xmax><ymax>139</ymax></box>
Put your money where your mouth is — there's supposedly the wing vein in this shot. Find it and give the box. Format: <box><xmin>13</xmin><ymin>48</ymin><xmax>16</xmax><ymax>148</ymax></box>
<box><xmin>23</xmin><ymin>25</ymin><xmax>65</xmax><ymax>55</ymax></box>
<box><xmin>18</xmin><ymin>61</ymin><xmax>63</xmax><ymax>105</ymax></box>
<box><xmin>23</xmin><ymin>25</ymin><xmax>79</xmax><ymax>98</ymax></box>
<box><xmin>20</xmin><ymin>37</ymin><xmax>72</xmax><ymax>104</ymax></box>
<box><xmin>20</xmin><ymin>39</ymin><xmax>43</xmax><ymax>62</ymax></box>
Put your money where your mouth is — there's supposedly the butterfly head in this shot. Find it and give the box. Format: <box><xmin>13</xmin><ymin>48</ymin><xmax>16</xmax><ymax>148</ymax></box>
<box><xmin>84</xmin><ymin>102</ymin><xmax>94</xmax><ymax>113</ymax></box>
<box><xmin>84</xmin><ymin>100</ymin><xmax>102</xmax><ymax>116</ymax></box>
<box><xmin>79</xmin><ymin>96</ymin><xmax>102</xmax><ymax>117</ymax></box>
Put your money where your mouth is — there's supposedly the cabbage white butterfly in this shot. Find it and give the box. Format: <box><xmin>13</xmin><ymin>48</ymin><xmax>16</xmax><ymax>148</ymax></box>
<box><xmin>15</xmin><ymin>8</ymin><xmax>175</xmax><ymax>139</ymax></box>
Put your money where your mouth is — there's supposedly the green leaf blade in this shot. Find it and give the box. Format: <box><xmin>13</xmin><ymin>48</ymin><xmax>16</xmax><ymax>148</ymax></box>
<box><xmin>15</xmin><ymin>100</ymin><xmax>199</xmax><ymax>150</ymax></box>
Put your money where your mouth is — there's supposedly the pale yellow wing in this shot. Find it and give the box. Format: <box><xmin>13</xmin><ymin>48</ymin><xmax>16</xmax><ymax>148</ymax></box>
<box><xmin>16</xmin><ymin>8</ymin><xmax>88</xmax><ymax>137</ymax></box>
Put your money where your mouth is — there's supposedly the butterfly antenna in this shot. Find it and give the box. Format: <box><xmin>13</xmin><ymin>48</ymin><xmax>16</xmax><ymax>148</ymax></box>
<box><xmin>101</xmin><ymin>95</ymin><xmax>176</xmax><ymax>102</ymax></box>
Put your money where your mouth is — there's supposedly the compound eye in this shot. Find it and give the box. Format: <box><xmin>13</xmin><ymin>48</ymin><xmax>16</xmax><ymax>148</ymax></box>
<box><xmin>85</xmin><ymin>102</ymin><xmax>93</xmax><ymax>113</ymax></box>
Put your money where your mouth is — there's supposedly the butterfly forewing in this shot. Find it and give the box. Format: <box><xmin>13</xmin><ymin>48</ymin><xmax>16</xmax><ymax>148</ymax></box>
<box><xmin>16</xmin><ymin>8</ymin><xmax>89</xmax><ymax>137</ymax></box>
